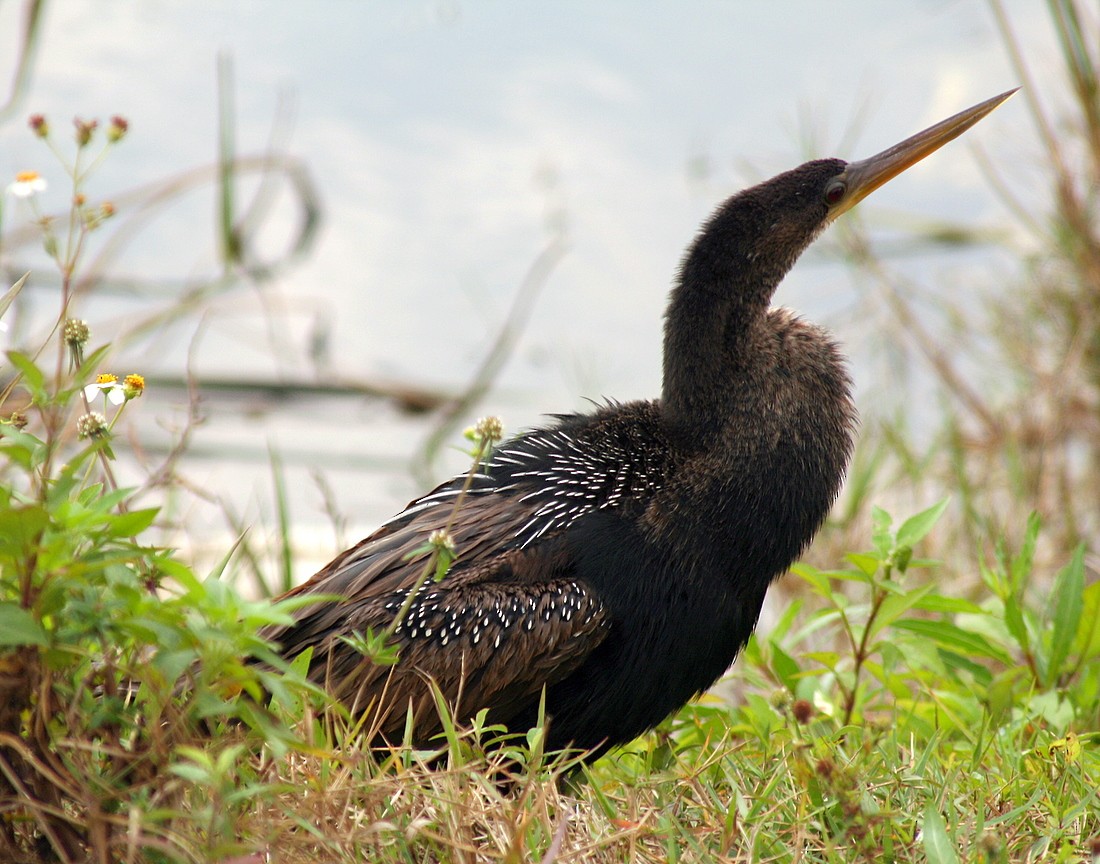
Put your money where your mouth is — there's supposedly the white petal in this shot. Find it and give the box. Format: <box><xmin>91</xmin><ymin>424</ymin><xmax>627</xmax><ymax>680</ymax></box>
<box><xmin>107</xmin><ymin>387</ymin><xmax>125</xmax><ymax>405</ymax></box>
<box><xmin>8</xmin><ymin>177</ymin><xmax>46</xmax><ymax>198</ymax></box>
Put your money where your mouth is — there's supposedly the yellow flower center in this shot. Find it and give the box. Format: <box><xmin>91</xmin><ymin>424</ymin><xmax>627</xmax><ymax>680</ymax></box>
<box><xmin>95</xmin><ymin>373</ymin><xmax>118</xmax><ymax>385</ymax></box>
<box><xmin>15</xmin><ymin>170</ymin><xmax>40</xmax><ymax>183</ymax></box>
<box><xmin>124</xmin><ymin>374</ymin><xmax>145</xmax><ymax>391</ymax></box>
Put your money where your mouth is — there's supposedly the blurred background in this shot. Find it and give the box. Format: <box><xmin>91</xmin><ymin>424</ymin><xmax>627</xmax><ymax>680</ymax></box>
<box><xmin>1</xmin><ymin>0</ymin><xmax>1095</xmax><ymax>593</ymax></box>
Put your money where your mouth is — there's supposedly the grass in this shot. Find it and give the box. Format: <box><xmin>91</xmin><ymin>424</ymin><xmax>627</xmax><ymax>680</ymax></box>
<box><xmin>167</xmin><ymin>502</ymin><xmax>1099</xmax><ymax>863</ymax></box>
<box><xmin>1</xmin><ymin>2</ymin><xmax>1098</xmax><ymax>862</ymax></box>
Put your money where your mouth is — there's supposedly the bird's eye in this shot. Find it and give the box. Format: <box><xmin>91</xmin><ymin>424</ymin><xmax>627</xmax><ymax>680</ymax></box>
<box><xmin>824</xmin><ymin>180</ymin><xmax>847</xmax><ymax>206</ymax></box>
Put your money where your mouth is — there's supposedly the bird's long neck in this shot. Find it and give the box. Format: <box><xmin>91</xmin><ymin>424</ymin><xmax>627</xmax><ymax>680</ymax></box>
<box><xmin>660</xmin><ymin>193</ymin><xmax>807</xmax><ymax>441</ymax></box>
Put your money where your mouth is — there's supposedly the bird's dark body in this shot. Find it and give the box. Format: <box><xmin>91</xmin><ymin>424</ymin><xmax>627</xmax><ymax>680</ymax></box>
<box><xmin>261</xmin><ymin>89</ymin><xmax>1011</xmax><ymax>759</ymax></box>
<box><xmin>267</xmin><ymin>313</ymin><xmax>854</xmax><ymax>756</ymax></box>
<box><xmin>504</xmin><ymin>309</ymin><xmax>852</xmax><ymax>753</ymax></box>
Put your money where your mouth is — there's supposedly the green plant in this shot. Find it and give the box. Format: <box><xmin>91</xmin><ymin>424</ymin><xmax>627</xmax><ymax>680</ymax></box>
<box><xmin>0</xmin><ymin>115</ymin><xmax>318</xmax><ymax>864</ymax></box>
<box><xmin>788</xmin><ymin>502</ymin><xmax>1096</xmax><ymax>734</ymax></box>
<box><xmin>590</xmin><ymin>502</ymin><xmax>1099</xmax><ymax>863</ymax></box>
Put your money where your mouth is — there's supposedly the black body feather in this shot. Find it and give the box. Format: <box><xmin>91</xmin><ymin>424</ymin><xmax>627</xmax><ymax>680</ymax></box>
<box><xmin>262</xmin><ymin>162</ymin><xmax>893</xmax><ymax>757</ymax></box>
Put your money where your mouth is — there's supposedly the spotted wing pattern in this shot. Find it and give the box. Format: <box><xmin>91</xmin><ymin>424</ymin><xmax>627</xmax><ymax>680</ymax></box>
<box><xmin>262</xmin><ymin>485</ymin><xmax>610</xmax><ymax>743</ymax></box>
<box><xmin>261</xmin><ymin>406</ymin><xmax>671</xmax><ymax>744</ymax></box>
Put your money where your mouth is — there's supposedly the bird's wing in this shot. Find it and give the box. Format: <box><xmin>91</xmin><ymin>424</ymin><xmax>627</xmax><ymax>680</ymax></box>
<box><xmin>261</xmin><ymin>481</ymin><xmax>610</xmax><ymax>743</ymax></box>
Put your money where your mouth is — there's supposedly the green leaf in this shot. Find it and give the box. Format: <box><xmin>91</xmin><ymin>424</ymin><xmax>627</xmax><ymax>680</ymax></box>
<box><xmin>874</xmin><ymin>576</ymin><xmax>908</xmax><ymax>596</ymax></box>
<box><xmin>1010</xmin><ymin>511</ymin><xmax>1041</xmax><ymax>592</ymax></box>
<box><xmin>168</xmin><ymin>763</ymin><xmax>211</xmax><ymax>784</ymax></box>
<box><xmin>914</xmin><ymin>593</ymin><xmax>985</xmax><ymax>614</ymax></box>
<box><xmin>4</xmin><ymin>350</ymin><xmax>46</xmax><ymax>399</ymax></box>
<box><xmin>0</xmin><ymin>427</ymin><xmax>45</xmax><ymax>470</ymax></box>
<box><xmin>868</xmin><ymin>584</ymin><xmax>936</xmax><ymax>640</ymax></box>
<box><xmin>894</xmin><ymin>619</ymin><xmax>1014</xmax><ymax>666</ymax></box>
<box><xmin>0</xmin><ymin>504</ymin><xmax>49</xmax><ymax>556</ymax></box>
<box><xmin>1044</xmin><ymin>545</ymin><xmax>1085</xmax><ymax>686</ymax></box>
<box><xmin>789</xmin><ymin>563</ymin><xmax>830</xmax><ymax>596</ymax></box>
<box><xmin>938</xmin><ymin>649</ymin><xmax>993</xmax><ymax>686</ymax></box>
<box><xmin>986</xmin><ymin>668</ymin><xmax>1026</xmax><ymax>720</ymax></box>
<box><xmin>871</xmin><ymin>506</ymin><xmax>893</xmax><ymax>556</ymax></box>
<box><xmin>805</xmin><ymin>651</ymin><xmax>840</xmax><ymax>671</ymax></box>
<box><xmin>214</xmin><ymin>743</ymin><xmax>246</xmax><ymax>775</ymax></box>
<box><xmin>845</xmin><ymin>552</ymin><xmax>880</xmax><ymax>577</ymax></box>
<box><xmin>818</xmin><ymin>568</ymin><xmax>867</xmax><ymax>583</ymax></box>
<box><xmin>921</xmin><ymin>803</ymin><xmax>960</xmax><ymax>864</ymax></box>
<box><xmin>1003</xmin><ymin>588</ymin><xmax>1031</xmax><ymax>654</ymax></box>
<box><xmin>105</xmin><ymin>507</ymin><xmax>160</xmax><ymax>537</ymax></box>
<box><xmin>157</xmin><ymin>557</ymin><xmax>204</xmax><ymax>593</ymax></box>
<box><xmin>429</xmin><ymin>677</ymin><xmax>462</xmax><ymax>761</ymax></box>
<box><xmin>89</xmin><ymin>485</ymin><xmax>134</xmax><ymax>513</ymax></box>
<box><xmin>0</xmin><ymin>603</ymin><xmax>49</xmax><ymax>647</ymax></box>
<box><xmin>768</xmin><ymin>597</ymin><xmax>803</xmax><ymax>644</ymax></box>
<box><xmin>1075</xmin><ymin>582</ymin><xmax>1100</xmax><ymax>659</ymax></box>
<box><xmin>741</xmin><ymin>632</ymin><xmax>764</xmax><ymax>667</ymax></box>
<box><xmin>896</xmin><ymin>498</ymin><xmax>950</xmax><ymax>548</ymax></box>
<box><xmin>863</xmin><ymin>658</ymin><xmax>910</xmax><ymax>698</ymax></box>
<box><xmin>978</xmin><ymin>557</ymin><xmax>1006</xmax><ymax>599</ymax></box>
<box><xmin>768</xmin><ymin>639</ymin><xmax>800</xmax><ymax>691</ymax></box>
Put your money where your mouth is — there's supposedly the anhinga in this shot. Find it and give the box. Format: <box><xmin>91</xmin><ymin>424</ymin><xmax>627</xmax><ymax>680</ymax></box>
<box><xmin>262</xmin><ymin>89</ymin><xmax>1014</xmax><ymax>759</ymax></box>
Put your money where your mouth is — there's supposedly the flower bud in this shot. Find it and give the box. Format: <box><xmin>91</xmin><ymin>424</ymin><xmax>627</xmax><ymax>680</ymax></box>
<box><xmin>428</xmin><ymin>528</ymin><xmax>456</xmax><ymax>555</ymax></box>
<box><xmin>475</xmin><ymin>415</ymin><xmax>504</xmax><ymax>443</ymax></box>
<box><xmin>123</xmin><ymin>373</ymin><xmax>145</xmax><ymax>400</ymax></box>
<box><xmin>107</xmin><ymin>115</ymin><xmax>129</xmax><ymax>142</ymax></box>
<box><xmin>77</xmin><ymin>412</ymin><xmax>108</xmax><ymax>439</ymax></box>
<box><xmin>73</xmin><ymin>117</ymin><xmax>98</xmax><ymax>147</ymax></box>
<box><xmin>63</xmin><ymin>318</ymin><xmax>90</xmax><ymax>350</ymax></box>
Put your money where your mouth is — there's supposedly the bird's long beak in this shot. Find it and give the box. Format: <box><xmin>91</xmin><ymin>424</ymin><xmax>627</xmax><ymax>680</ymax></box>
<box><xmin>830</xmin><ymin>88</ymin><xmax>1017</xmax><ymax>220</ymax></box>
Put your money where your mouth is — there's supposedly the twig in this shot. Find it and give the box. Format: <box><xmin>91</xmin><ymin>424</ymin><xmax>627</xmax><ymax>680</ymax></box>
<box><xmin>0</xmin><ymin>747</ymin><xmax>82</xmax><ymax>863</ymax></box>
<box><xmin>538</xmin><ymin>811</ymin><xmax>570</xmax><ymax>864</ymax></box>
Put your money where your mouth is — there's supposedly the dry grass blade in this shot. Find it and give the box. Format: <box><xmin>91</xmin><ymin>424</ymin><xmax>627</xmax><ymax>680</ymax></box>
<box><xmin>0</xmin><ymin>0</ymin><xmax>44</xmax><ymax>122</ymax></box>
<box><xmin>538</xmin><ymin>812</ymin><xmax>570</xmax><ymax>864</ymax></box>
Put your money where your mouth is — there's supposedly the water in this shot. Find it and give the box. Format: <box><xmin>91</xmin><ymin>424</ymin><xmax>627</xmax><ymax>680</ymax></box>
<box><xmin>0</xmin><ymin>1</ymin><xmax>1055</xmax><ymax>579</ymax></box>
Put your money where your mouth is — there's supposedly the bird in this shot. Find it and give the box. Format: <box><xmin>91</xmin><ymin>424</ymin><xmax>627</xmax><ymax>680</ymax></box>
<box><xmin>261</xmin><ymin>89</ymin><xmax>1014</xmax><ymax>760</ymax></box>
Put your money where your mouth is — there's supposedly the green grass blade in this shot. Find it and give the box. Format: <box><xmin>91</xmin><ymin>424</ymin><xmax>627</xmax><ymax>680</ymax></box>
<box><xmin>216</xmin><ymin>52</ymin><xmax>241</xmax><ymax>267</ymax></box>
<box><xmin>0</xmin><ymin>272</ymin><xmax>29</xmax><ymax>319</ymax></box>
<box><xmin>267</xmin><ymin>441</ymin><xmax>294</xmax><ymax>595</ymax></box>
<box><xmin>921</xmin><ymin>803</ymin><xmax>960</xmax><ymax>864</ymax></box>
<box><xmin>1010</xmin><ymin>512</ymin><xmax>1040</xmax><ymax>592</ymax></box>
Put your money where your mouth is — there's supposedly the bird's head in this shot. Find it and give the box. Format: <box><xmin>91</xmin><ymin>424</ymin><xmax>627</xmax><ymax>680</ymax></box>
<box><xmin>678</xmin><ymin>87</ymin><xmax>1018</xmax><ymax>312</ymax></box>
<box><xmin>664</xmin><ymin>88</ymin><xmax>1016</xmax><ymax>436</ymax></box>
